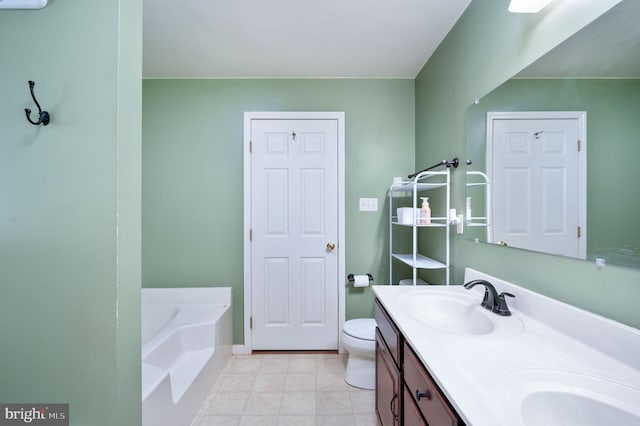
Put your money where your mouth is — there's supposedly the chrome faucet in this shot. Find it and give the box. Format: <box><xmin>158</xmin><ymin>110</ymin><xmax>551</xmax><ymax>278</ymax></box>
<box><xmin>463</xmin><ymin>279</ymin><xmax>515</xmax><ymax>316</ymax></box>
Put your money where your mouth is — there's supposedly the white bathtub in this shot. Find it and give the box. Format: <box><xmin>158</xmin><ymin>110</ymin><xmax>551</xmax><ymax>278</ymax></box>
<box><xmin>141</xmin><ymin>287</ymin><xmax>232</xmax><ymax>426</ymax></box>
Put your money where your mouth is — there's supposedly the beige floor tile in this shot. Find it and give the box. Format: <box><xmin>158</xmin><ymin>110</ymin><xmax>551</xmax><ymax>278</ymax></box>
<box><xmin>238</xmin><ymin>415</ymin><xmax>279</xmax><ymax>426</ymax></box>
<box><xmin>287</xmin><ymin>358</ymin><xmax>316</xmax><ymax>373</ymax></box>
<box><xmin>279</xmin><ymin>391</ymin><xmax>316</xmax><ymax>415</ymax></box>
<box><xmin>220</xmin><ymin>374</ymin><xmax>257</xmax><ymax>392</ymax></box>
<box><xmin>228</xmin><ymin>357</ymin><xmax>262</xmax><ymax>374</ymax></box>
<box><xmin>243</xmin><ymin>392</ymin><xmax>283</xmax><ymax>416</ymax></box>
<box><xmin>284</xmin><ymin>373</ymin><xmax>315</xmax><ymax>391</ymax></box>
<box><xmin>259</xmin><ymin>358</ymin><xmax>289</xmax><ymax>374</ymax></box>
<box><xmin>276</xmin><ymin>415</ymin><xmax>315</xmax><ymax>426</ymax></box>
<box><xmin>206</xmin><ymin>392</ymin><xmax>249</xmax><ymax>416</ymax></box>
<box><xmin>350</xmin><ymin>390</ymin><xmax>375</xmax><ymax>414</ymax></box>
<box><xmin>253</xmin><ymin>374</ymin><xmax>286</xmax><ymax>392</ymax></box>
<box><xmin>316</xmin><ymin>414</ymin><xmax>356</xmax><ymax>426</ymax></box>
<box><xmin>208</xmin><ymin>374</ymin><xmax>225</xmax><ymax>393</ymax></box>
<box><xmin>194</xmin><ymin>354</ymin><xmax>375</xmax><ymax>426</ymax></box>
<box><xmin>196</xmin><ymin>396</ymin><xmax>213</xmax><ymax>417</ymax></box>
<box><xmin>316</xmin><ymin>371</ymin><xmax>350</xmax><ymax>391</ymax></box>
<box><xmin>316</xmin><ymin>391</ymin><xmax>352</xmax><ymax>415</ymax></box>
<box><xmin>192</xmin><ymin>415</ymin><xmax>241</xmax><ymax>426</ymax></box>
<box><xmin>354</xmin><ymin>414</ymin><xmax>379</xmax><ymax>426</ymax></box>
<box><xmin>317</xmin><ymin>356</ymin><xmax>347</xmax><ymax>374</ymax></box>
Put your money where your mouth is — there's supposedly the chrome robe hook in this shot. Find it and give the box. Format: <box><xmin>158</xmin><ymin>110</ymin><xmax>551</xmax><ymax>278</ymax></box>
<box><xmin>25</xmin><ymin>80</ymin><xmax>50</xmax><ymax>126</ymax></box>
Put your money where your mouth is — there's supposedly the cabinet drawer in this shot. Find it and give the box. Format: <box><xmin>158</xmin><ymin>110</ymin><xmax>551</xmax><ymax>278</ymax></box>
<box><xmin>403</xmin><ymin>341</ymin><xmax>461</xmax><ymax>426</ymax></box>
<box><xmin>375</xmin><ymin>299</ymin><xmax>402</xmax><ymax>367</ymax></box>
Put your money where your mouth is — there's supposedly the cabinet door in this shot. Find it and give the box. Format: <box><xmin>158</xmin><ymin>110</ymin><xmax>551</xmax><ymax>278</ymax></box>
<box><xmin>376</xmin><ymin>330</ymin><xmax>401</xmax><ymax>426</ymax></box>
<box><xmin>403</xmin><ymin>385</ymin><xmax>428</xmax><ymax>426</ymax></box>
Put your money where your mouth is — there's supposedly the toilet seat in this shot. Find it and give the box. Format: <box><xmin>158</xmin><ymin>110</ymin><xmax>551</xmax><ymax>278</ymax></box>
<box><xmin>343</xmin><ymin>318</ymin><xmax>376</xmax><ymax>340</ymax></box>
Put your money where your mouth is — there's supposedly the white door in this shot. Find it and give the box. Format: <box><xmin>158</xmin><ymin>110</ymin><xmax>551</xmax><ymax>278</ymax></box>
<box><xmin>488</xmin><ymin>112</ymin><xmax>586</xmax><ymax>259</ymax></box>
<box><xmin>250</xmin><ymin>118</ymin><xmax>339</xmax><ymax>350</ymax></box>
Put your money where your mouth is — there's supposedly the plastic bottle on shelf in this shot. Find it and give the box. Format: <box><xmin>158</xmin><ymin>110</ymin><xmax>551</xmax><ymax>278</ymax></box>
<box><xmin>420</xmin><ymin>197</ymin><xmax>431</xmax><ymax>225</ymax></box>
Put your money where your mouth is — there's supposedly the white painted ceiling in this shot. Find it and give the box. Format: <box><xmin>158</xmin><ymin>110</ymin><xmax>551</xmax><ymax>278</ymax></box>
<box><xmin>143</xmin><ymin>0</ymin><xmax>471</xmax><ymax>79</ymax></box>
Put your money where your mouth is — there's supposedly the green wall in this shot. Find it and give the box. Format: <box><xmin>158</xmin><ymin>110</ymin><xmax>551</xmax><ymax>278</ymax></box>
<box><xmin>416</xmin><ymin>0</ymin><xmax>640</xmax><ymax>329</ymax></box>
<box><xmin>0</xmin><ymin>2</ymin><xmax>142</xmax><ymax>425</ymax></box>
<box><xmin>466</xmin><ymin>78</ymin><xmax>640</xmax><ymax>268</ymax></box>
<box><xmin>142</xmin><ymin>79</ymin><xmax>415</xmax><ymax>344</ymax></box>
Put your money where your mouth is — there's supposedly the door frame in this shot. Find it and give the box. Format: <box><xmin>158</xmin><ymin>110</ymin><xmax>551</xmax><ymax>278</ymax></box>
<box><xmin>486</xmin><ymin>111</ymin><xmax>587</xmax><ymax>258</ymax></box>
<box><xmin>241</xmin><ymin>111</ymin><xmax>346</xmax><ymax>354</ymax></box>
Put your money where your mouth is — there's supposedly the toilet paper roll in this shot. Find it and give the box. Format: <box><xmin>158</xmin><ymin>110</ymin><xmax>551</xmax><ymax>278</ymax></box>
<box><xmin>353</xmin><ymin>274</ymin><xmax>370</xmax><ymax>288</ymax></box>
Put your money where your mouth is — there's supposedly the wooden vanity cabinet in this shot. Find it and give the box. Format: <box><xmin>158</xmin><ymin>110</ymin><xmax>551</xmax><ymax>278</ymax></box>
<box><xmin>375</xmin><ymin>298</ymin><xmax>465</xmax><ymax>426</ymax></box>
<box><xmin>376</xmin><ymin>330</ymin><xmax>401</xmax><ymax>425</ymax></box>
<box><xmin>375</xmin><ymin>300</ymin><xmax>403</xmax><ymax>425</ymax></box>
<box><xmin>403</xmin><ymin>384</ymin><xmax>428</xmax><ymax>426</ymax></box>
<box><xmin>403</xmin><ymin>341</ymin><xmax>462</xmax><ymax>425</ymax></box>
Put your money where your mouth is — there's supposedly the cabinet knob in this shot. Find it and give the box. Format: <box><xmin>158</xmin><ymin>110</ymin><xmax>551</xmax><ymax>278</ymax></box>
<box><xmin>416</xmin><ymin>389</ymin><xmax>432</xmax><ymax>401</ymax></box>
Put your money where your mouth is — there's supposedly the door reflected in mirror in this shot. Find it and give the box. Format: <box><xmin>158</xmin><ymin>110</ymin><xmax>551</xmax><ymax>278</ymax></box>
<box><xmin>465</xmin><ymin>0</ymin><xmax>640</xmax><ymax>269</ymax></box>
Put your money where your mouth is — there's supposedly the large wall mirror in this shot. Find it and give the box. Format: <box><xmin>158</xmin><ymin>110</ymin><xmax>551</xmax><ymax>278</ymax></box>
<box><xmin>465</xmin><ymin>0</ymin><xmax>640</xmax><ymax>269</ymax></box>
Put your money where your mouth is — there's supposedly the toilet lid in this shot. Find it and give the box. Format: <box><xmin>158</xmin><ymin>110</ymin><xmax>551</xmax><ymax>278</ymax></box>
<box><xmin>343</xmin><ymin>318</ymin><xmax>376</xmax><ymax>341</ymax></box>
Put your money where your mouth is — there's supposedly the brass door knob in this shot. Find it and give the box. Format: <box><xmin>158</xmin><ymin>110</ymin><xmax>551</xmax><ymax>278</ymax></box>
<box><xmin>326</xmin><ymin>242</ymin><xmax>336</xmax><ymax>251</ymax></box>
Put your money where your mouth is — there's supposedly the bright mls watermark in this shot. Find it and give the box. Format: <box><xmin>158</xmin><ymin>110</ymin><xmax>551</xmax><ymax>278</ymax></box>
<box><xmin>0</xmin><ymin>404</ymin><xmax>68</xmax><ymax>425</ymax></box>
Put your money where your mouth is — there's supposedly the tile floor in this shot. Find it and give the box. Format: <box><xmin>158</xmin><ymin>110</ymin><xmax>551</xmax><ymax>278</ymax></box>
<box><xmin>191</xmin><ymin>353</ymin><xmax>378</xmax><ymax>426</ymax></box>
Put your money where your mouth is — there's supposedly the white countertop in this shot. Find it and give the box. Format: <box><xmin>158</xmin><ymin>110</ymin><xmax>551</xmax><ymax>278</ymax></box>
<box><xmin>372</xmin><ymin>269</ymin><xmax>640</xmax><ymax>426</ymax></box>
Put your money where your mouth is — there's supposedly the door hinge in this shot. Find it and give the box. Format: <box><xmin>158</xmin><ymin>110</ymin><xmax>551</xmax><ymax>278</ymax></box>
<box><xmin>250</xmin><ymin>229</ymin><xmax>252</xmax><ymax>241</ymax></box>
<box><xmin>577</xmin><ymin>140</ymin><xmax>581</xmax><ymax>152</ymax></box>
<box><xmin>577</xmin><ymin>226</ymin><xmax>581</xmax><ymax>238</ymax></box>
<box><xmin>249</xmin><ymin>141</ymin><xmax>252</xmax><ymax>153</ymax></box>
<box><xmin>250</xmin><ymin>316</ymin><xmax>253</xmax><ymax>329</ymax></box>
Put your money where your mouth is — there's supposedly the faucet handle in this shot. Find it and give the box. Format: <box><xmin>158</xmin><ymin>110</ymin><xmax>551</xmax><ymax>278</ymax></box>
<box><xmin>495</xmin><ymin>292</ymin><xmax>515</xmax><ymax>316</ymax></box>
<box><xmin>480</xmin><ymin>288</ymin><xmax>491</xmax><ymax>309</ymax></box>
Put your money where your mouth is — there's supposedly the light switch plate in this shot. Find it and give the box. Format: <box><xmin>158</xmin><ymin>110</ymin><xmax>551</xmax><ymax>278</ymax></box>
<box><xmin>359</xmin><ymin>198</ymin><xmax>378</xmax><ymax>212</ymax></box>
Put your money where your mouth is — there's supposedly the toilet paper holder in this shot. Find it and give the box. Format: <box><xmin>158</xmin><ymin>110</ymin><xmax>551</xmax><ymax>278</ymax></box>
<box><xmin>347</xmin><ymin>273</ymin><xmax>374</xmax><ymax>283</ymax></box>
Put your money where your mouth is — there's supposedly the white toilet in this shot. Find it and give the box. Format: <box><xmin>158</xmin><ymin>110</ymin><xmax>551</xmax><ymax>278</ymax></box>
<box><xmin>341</xmin><ymin>318</ymin><xmax>377</xmax><ymax>390</ymax></box>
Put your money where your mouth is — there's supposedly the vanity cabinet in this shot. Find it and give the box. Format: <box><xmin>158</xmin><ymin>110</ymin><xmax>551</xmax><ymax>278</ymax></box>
<box><xmin>403</xmin><ymin>385</ymin><xmax>428</xmax><ymax>426</ymax></box>
<box><xmin>375</xmin><ymin>299</ymin><xmax>464</xmax><ymax>426</ymax></box>
<box><xmin>375</xmin><ymin>299</ymin><xmax>402</xmax><ymax>425</ymax></box>
<box><xmin>404</xmin><ymin>341</ymin><xmax>461</xmax><ymax>426</ymax></box>
<box><xmin>376</xmin><ymin>330</ymin><xmax>401</xmax><ymax>425</ymax></box>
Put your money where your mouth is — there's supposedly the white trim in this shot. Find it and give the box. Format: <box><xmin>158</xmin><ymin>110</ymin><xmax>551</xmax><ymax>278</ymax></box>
<box><xmin>486</xmin><ymin>111</ymin><xmax>587</xmax><ymax>259</ymax></box>
<box><xmin>243</xmin><ymin>111</ymin><xmax>346</xmax><ymax>353</ymax></box>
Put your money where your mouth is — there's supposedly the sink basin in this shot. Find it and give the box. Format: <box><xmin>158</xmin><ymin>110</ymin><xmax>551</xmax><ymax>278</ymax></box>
<box><xmin>396</xmin><ymin>289</ymin><xmax>523</xmax><ymax>337</ymax></box>
<box><xmin>495</xmin><ymin>369</ymin><xmax>640</xmax><ymax>426</ymax></box>
<box><xmin>522</xmin><ymin>390</ymin><xmax>640</xmax><ymax>425</ymax></box>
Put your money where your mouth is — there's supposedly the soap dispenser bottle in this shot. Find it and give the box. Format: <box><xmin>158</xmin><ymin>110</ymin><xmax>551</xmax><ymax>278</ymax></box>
<box><xmin>420</xmin><ymin>197</ymin><xmax>431</xmax><ymax>225</ymax></box>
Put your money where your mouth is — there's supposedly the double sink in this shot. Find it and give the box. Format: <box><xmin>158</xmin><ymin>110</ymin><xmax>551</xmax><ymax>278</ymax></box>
<box><xmin>376</xmin><ymin>277</ymin><xmax>640</xmax><ymax>426</ymax></box>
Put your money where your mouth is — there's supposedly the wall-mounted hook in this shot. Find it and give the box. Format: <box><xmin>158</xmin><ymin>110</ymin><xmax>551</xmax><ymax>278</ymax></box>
<box><xmin>25</xmin><ymin>80</ymin><xmax>50</xmax><ymax>126</ymax></box>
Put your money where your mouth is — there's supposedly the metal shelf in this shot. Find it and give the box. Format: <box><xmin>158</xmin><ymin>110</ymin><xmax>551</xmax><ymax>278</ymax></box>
<box><xmin>390</xmin><ymin>181</ymin><xmax>447</xmax><ymax>192</ymax></box>
<box><xmin>391</xmin><ymin>219</ymin><xmax>448</xmax><ymax>228</ymax></box>
<box><xmin>389</xmin><ymin>168</ymin><xmax>451</xmax><ymax>286</ymax></box>
<box><xmin>391</xmin><ymin>254</ymin><xmax>446</xmax><ymax>270</ymax></box>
